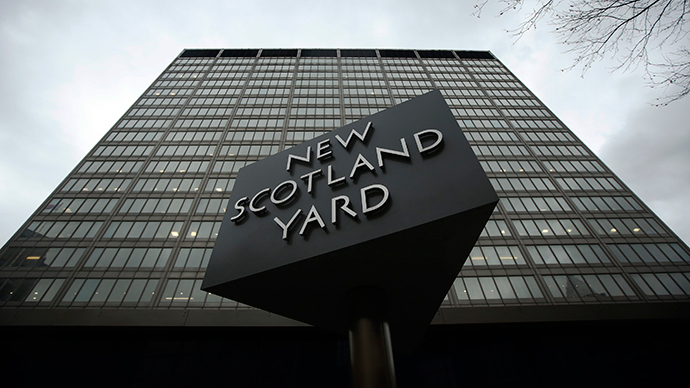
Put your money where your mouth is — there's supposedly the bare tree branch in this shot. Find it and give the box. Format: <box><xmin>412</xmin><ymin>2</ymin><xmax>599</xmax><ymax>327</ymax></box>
<box><xmin>475</xmin><ymin>0</ymin><xmax>690</xmax><ymax>104</ymax></box>
<box><xmin>649</xmin><ymin>48</ymin><xmax>690</xmax><ymax>105</ymax></box>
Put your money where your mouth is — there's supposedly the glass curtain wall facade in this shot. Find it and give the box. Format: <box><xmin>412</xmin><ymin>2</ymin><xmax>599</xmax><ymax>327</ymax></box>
<box><xmin>1</xmin><ymin>48</ymin><xmax>689</xmax><ymax>323</ymax></box>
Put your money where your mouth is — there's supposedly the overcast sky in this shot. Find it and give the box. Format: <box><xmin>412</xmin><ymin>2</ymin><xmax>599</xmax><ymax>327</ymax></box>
<box><xmin>1</xmin><ymin>1</ymin><xmax>688</xmax><ymax>246</ymax></box>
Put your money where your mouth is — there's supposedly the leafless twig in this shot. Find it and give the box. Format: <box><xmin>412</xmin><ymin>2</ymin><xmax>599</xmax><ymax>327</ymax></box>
<box><xmin>474</xmin><ymin>0</ymin><xmax>690</xmax><ymax>104</ymax></box>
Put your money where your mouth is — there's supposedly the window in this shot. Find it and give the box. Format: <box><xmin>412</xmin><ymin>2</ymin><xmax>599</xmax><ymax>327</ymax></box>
<box><xmin>463</xmin><ymin>245</ymin><xmax>525</xmax><ymax>268</ymax></box>
<box><xmin>118</xmin><ymin>198</ymin><xmax>193</xmax><ymax>214</ymax></box>
<box><xmin>571</xmin><ymin>196</ymin><xmax>642</xmax><ymax>212</ymax></box>
<box><xmin>0</xmin><ymin>247</ymin><xmax>85</xmax><ymax>268</ymax></box>
<box><xmin>631</xmin><ymin>273</ymin><xmax>690</xmax><ymax>298</ymax></box>
<box><xmin>84</xmin><ymin>247</ymin><xmax>171</xmax><ymax>269</ymax></box>
<box><xmin>132</xmin><ymin>178</ymin><xmax>202</xmax><ymax>192</ymax></box>
<box><xmin>156</xmin><ymin>145</ymin><xmax>216</xmax><ymax>157</ymax></box>
<box><xmin>174</xmin><ymin>248</ymin><xmax>213</xmax><ymax>270</ymax></box>
<box><xmin>512</xmin><ymin>219</ymin><xmax>589</xmax><ymax>237</ymax></box>
<box><xmin>543</xmin><ymin>274</ymin><xmax>636</xmax><ymax>301</ymax></box>
<box><xmin>480</xmin><ymin>160</ymin><xmax>541</xmax><ymax>173</ymax></box>
<box><xmin>43</xmin><ymin>198</ymin><xmax>118</xmax><ymax>214</ymax></box>
<box><xmin>464</xmin><ymin>131</ymin><xmax>519</xmax><ymax>142</ymax></box>
<box><xmin>61</xmin><ymin>278</ymin><xmax>158</xmax><ymax>306</ymax></box>
<box><xmin>500</xmin><ymin>197</ymin><xmax>571</xmax><ymax>212</ymax></box>
<box><xmin>480</xmin><ymin>220</ymin><xmax>511</xmax><ymax>237</ymax></box>
<box><xmin>20</xmin><ymin>221</ymin><xmax>103</xmax><ymax>240</ymax></box>
<box><xmin>159</xmin><ymin>279</ymin><xmax>228</xmax><ymax>308</ymax></box>
<box><xmin>608</xmin><ymin>243</ymin><xmax>690</xmax><ymax>264</ymax></box>
<box><xmin>196</xmin><ymin>198</ymin><xmax>230</xmax><ymax>214</ymax></box>
<box><xmin>61</xmin><ymin>178</ymin><xmax>131</xmax><ymax>192</ymax></box>
<box><xmin>145</xmin><ymin>160</ymin><xmax>209</xmax><ymax>174</ymax></box>
<box><xmin>453</xmin><ymin>276</ymin><xmax>544</xmax><ymax>304</ymax></box>
<box><xmin>489</xmin><ymin>178</ymin><xmax>556</xmax><ymax>191</ymax></box>
<box><xmin>472</xmin><ymin>145</ymin><xmax>530</xmax><ymax>156</ymax></box>
<box><xmin>588</xmin><ymin>218</ymin><xmax>666</xmax><ymax>237</ymax></box>
<box><xmin>556</xmin><ymin>177</ymin><xmax>622</xmax><ymax>191</ymax></box>
<box><xmin>186</xmin><ymin>222</ymin><xmax>222</xmax><ymax>239</ymax></box>
<box><xmin>102</xmin><ymin>221</ymin><xmax>183</xmax><ymax>239</ymax></box>
<box><xmin>526</xmin><ymin>245</ymin><xmax>610</xmax><ymax>265</ymax></box>
<box><xmin>204</xmin><ymin>178</ymin><xmax>235</xmax><ymax>192</ymax></box>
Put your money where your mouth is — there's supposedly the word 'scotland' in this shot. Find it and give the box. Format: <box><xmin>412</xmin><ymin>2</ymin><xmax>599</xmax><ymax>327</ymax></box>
<box><xmin>228</xmin><ymin>121</ymin><xmax>444</xmax><ymax>241</ymax></box>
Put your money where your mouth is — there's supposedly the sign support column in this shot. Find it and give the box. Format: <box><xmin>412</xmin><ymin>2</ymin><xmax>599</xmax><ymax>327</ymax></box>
<box><xmin>347</xmin><ymin>286</ymin><xmax>397</xmax><ymax>388</ymax></box>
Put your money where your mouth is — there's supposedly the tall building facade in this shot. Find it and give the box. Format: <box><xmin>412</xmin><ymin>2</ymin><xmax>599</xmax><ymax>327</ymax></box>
<box><xmin>1</xmin><ymin>48</ymin><xmax>688</xmax><ymax>386</ymax></box>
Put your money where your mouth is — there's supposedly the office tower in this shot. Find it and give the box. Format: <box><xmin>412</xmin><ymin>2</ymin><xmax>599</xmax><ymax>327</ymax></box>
<box><xmin>1</xmin><ymin>49</ymin><xmax>688</xmax><ymax>385</ymax></box>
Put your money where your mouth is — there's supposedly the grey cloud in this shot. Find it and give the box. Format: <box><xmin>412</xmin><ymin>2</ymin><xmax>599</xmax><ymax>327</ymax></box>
<box><xmin>0</xmin><ymin>0</ymin><xmax>686</xmax><ymax>247</ymax></box>
<box><xmin>600</xmin><ymin>98</ymin><xmax>690</xmax><ymax>243</ymax></box>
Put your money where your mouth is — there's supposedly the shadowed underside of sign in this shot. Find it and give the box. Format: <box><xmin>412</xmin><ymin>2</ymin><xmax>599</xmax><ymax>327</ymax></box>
<box><xmin>202</xmin><ymin>90</ymin><xmax>498</xmax><ymax>352</ymax></box>
<box><xmin>204</xmin><ymin>203</ymin><xmax>495</xmax><ymax>351</ymax></box>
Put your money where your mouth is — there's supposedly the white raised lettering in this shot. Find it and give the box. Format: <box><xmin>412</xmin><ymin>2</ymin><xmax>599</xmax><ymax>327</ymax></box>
<box><xmin>335</xmin><ymin>121</ymin><xmax>373</xmax><ymax>150</ymax></box>
<box><xmin>327</xmin><ymin>165</ymin><xmax>346</xmax><ymax>187</ymax></box>
<box><xmin>300</xmin><ymin>169</ymin><xmax>322</xmax><ymax>194</ymax></box>
<box><xmin>413</xmin><ymin>129</ymin><xmax>443</xmax><ymax>155</ymax></box>
<box><xmin>331</xmin><ymin>195</ymin><xmax>358</xmax><ymax>225</ymax></box>
<box><xmin>230</xmin><ymin>197</ymin><xmax>248</xmax><ymax>222</ymax></box>
<box><xmin>376</xmin><ymin>138</ymin><xmax>410</xmax><ymax>169</ymax></box>
<box><xmin>286</xmin><ymin>146</ymin><xmax>312</xmax><ymax>172</ymax></box>
<box><xmin>270</xmin><ymin>180</ymin><xmax>298</xmax><ymax>206</ymax></box>
<box><xmin>316</xmin><ymin>139</ymin><xmax>332</xmax><ymax>160</ymax></box>
<box><xmin>361</xmin><ymin>184</ymin><xmax>390</xmax><ymax>214</ymax></box>
<box><xmin>274</xmin><ymin>209</ymin><xmax>302</xmax><ymax>240</ymax></box>
<box><xmin>349</xmin><ymin>153</ymin><xmax>376</xmax><ymax>180</ymax></box>
<box><xmin>249</xmin><ymin>188</ymin><xmax>271</xmax><ymax>214</ymax></box>
<box><xmin>299</xmin><ymin>205</ymin><xmax>327</xmax><ymax>236</ymax></box>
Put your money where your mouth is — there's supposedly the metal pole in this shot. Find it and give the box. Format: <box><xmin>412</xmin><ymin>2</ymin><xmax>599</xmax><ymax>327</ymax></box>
<box><xmin>347</xmin><ymin>286</ymin><xmax>397</xmax><ymax>388</ymax></box>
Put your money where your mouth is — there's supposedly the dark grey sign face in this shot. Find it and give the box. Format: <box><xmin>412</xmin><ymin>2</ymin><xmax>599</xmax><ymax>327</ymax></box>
<box><xmin>202</xmin><ymin>90</ymin><xmax>498</xmax><ymax>351</ymax></box>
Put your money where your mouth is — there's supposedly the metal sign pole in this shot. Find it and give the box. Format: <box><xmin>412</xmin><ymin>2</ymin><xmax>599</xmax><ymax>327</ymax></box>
<box><xmin>347</xmin><ymin>286</ymin><xmax>397</xmax><ymax>388</ymax></box>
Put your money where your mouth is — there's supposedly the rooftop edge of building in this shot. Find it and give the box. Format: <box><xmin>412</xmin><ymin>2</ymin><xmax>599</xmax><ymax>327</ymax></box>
<box><xmin>179</xmin><ymin>48</ymin><xmax>495</xmax><ymax>59</ymax></box>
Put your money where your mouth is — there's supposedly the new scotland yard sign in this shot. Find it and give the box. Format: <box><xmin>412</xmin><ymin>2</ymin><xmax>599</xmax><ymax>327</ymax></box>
<box><xmin>202</xmin><ymin>90</ymin><xmax>498</xmax><ymax>351</ymax></box>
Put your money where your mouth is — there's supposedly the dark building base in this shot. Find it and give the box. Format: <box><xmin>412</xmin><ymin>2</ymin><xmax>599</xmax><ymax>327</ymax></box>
<box><xmin>4</xmin><ymin>318</ymin><xmax>688</xmax><ymax>387</ymax></box>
